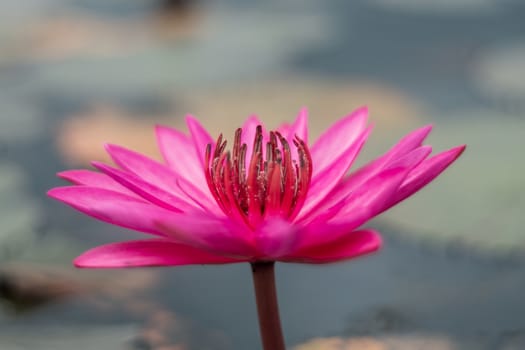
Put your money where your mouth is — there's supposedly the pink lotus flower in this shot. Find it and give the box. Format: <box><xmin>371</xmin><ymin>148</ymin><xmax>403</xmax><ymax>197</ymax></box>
<box><xmin>48</xmin><ymin>107</ymin><xmax>465</xmax><ymax>268</ymax></box>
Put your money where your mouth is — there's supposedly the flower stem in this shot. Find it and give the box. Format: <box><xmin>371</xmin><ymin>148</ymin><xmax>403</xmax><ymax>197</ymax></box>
<box><xmin>251</xmin><ymin>261</ymin><xmax>286</xmax><ymax>350</ymax></box>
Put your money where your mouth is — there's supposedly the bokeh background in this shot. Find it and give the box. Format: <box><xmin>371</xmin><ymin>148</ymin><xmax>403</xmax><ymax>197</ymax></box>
<box><xmin>1</xmin><ymin>1</ymin><xmax>525</xmax><ymax>349</ymax></box>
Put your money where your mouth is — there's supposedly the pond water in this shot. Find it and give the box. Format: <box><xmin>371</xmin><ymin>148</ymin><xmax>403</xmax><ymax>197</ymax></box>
<box><xmin>1</xmin><ymin>1</ymin><xmax>525</xmax><ymax>349</ymax></box>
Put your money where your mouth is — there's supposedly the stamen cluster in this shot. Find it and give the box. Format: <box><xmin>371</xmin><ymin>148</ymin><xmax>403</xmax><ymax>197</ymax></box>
<box><xmin>205</xmin><ymin>126</ymin><xmax>312</xmax><ymax>228</ymax></box>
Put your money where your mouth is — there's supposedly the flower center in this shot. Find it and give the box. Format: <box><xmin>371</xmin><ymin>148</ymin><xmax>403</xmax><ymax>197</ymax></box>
<box><xmin>205</xmin><ymin>125</ymin><xmax>312</xmax><ymax>228</ymax></box>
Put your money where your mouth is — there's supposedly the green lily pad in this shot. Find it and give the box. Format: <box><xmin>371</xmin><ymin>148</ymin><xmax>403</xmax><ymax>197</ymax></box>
<box><xmin>0</xmin><ymin>325</ymin><xmax>138</xmax><ymax>350</ymax></box>
<box><xmin>0</xmin><ymin>164</ymin><xmax>40</xmax><ymax>262</ymax></box>
<box><xmin>368</xmin><ymin>0</ymin><xmax>501</xmax><ymax>15</ymax></box>
<box><xmin>0</xmin><ymin>98</ymin><xmax>44</xmax><ymax>143</ymax></box>
<box><xmin>0</xmin><ymin>163</ymin><xmax>82</xmax><ymax>264</ymax></box>
<box><xmin>27</xmin><ymin>11</ymin><xmax>331</xmax><ymax>98</ymax></box>
<box><xmin>380</xmin><ymin>109</ymin><xmax>525</xmax><ymax>253</ymax></box>
<box><xmin>470</xmin><ymin>42</ymin><xmax>525</xmax><ymax>110</ymax></box>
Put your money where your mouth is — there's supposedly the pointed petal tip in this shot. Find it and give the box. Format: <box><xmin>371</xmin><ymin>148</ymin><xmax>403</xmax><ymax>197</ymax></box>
<box><xmin>46</xmin><ymin>187</ymin><xmax>59</xmax><ymax>198</ymax></box>
<box><xmin>154</xmin><ymin>124</ymin><xmax>189</xmax><ymax>141</ymax></box>
<box><xmin>185</xmin><ymin>114</ymin><xmax>213</xmax><ymax>145</ymax></box>
<box><xmin>73</xmin><ymin>256</ymin><xmax>98</xmax><ymax>269</ymax></box>
<box><xmin>448</xmin><ymin>144</ymin><xmax>467</xmax><ymax>162</ymax></box>
<box><xmin>444</xmin><ymin>144</ymin><xmax>467</xmax><ymax>160</ymax></box>
<box><xmin>420</xmin><ymin>124</ymin><xmax>434</xmax><ymax>137</ymax></box>
<box><xmin>335</xmin><ymin>106</ymin><xmax>369</xmax><ymax>125</ymax></box>
<box><xmin>56</xmin><ymin>170</ymin><xmax>78</xmax><ymax>181</ymax></box>
<box><xmin>353</xmin><ymin>105</ymin><xmax>369</xmax><ymax>117</ymax></box>
<box><xmin>184</xmin><ymin>113</ymin><xmax>200</xmax><ymax>125</ymax></box>
<box><xmin>47</xmin><ymin>185</ymin><xmax>72</xmax><ymax>198</ymax></box>
<box><xmin>73</xmin><ymin>253</ymin><xmax>134</xmax><ymax>269</ymax></box>
<box><xmin>154</xmin><ymin>123</ymin><xmax>170</xmax><ymax>129</ymax></box>
<box><xmin>357</xmin><ymin>105</ymin><xmax>369</xmax><ymax>113</ymax></box>
<box><xmin>103</xmin><ymin>142</ymin><xmax>119</xmax><ymax>154</ymax></box>
<box><xmin>90</xmin><ymin>160</ymin><xmax>113</xmax><ymax>172</ymax></box>
<box><xmin>369</xmin><ymin>230</ymin><xmax>383</xmax><ymax>251</ymax></box>
<box><xmin>90</xmin><ymin>161</ymin><xmax>119</xmax><ymax>176</ymax></box>
<box><xmin>154</xmin><ymin>124</ymin><xmax>171</xmax><ymax>134</ymax></box>
<box><xmin>242</xmin><ymin>114</ymin><xmax>262</xmax><ymax>127</ymax></box>
<box><xmin>345</xmin><ymin>106</ymin><xmax>369</xmax><ymax>127</ymax></box>
<box><xmin>47</xmin><ymin>186</ymin><xmax>74</xmax><ymax>202</ymax></box>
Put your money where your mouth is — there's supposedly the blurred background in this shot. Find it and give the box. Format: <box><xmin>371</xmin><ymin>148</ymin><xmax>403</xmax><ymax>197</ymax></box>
<box><xmin>1</xmin><ymin>0</ymin><xmax>524</xmax><ymax>349</ymax></box>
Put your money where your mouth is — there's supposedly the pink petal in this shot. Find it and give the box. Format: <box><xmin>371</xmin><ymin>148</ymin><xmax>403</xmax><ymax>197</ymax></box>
<box><xmin>286</xmin><ymin>107</ymin><xmax>308</xmax><ymax>143</ymax></box>
<box><xmin>155</xmin><ymin>125</ymin><xmax>208</xmax><ymax>188</ymax></box>
<box><xmin>47</xmin><ymin>186</ymin><xmax>167</xmax><ymax>236</ymax></box>
<box><xmin>241</xmin><ymin>114</ymin><xmax>265</xmax><ymax>144</ymax></box>
<box><xmin>253</xmin><ymin>218</ymin><xmax>299</xmax><ymax>259</ymax></box>
<box><xmin>48</xmin><ymin>186</ymin><xmax>255</xmax><ymax>257</ymax></box>
<box><xmin>329</xmin><ymin>167</ymin><xmax>410</xmax><ymax>224</ymax></box>
<box><xmin>185</xmin><ymin>114</ymin><xmax>214</xmax><ymax>167</ymax></box>
<box><xmin>306</xmin><ymin>146</ymin><xmax>431</xmax><ymax>218</ymax></box>
<box><xmin>277</xmin><ymin>108</ymin><xmax>309</xmax><ymax>163</ymax></box>
<box><xmin>57</xmin><ymin>169</ymin><xmax>140</xmax><ymax>197</ymax></box>
<box><xmin>105</xmin><ymin>144</ymin><xmax>179</xmax><ymax>190</ymax></box>
<box><xmin>105</xmin><ymin>143</ymin><xmax>216</xmax><ymax>208</ymax></box>
<box><xmin>297</xmin><ymin>127</ymin><xmax>371</xmax><ymax>220</ymax></box>
<box><xmin>240</xmin><ymin>115</ymin><xmax>269</xmax><ymax>166</ymax></box>
<box><xmin>385</xmin><ymin>145</ymin><xmax>432</xmax><ymax>170</ymax></box>
<box><xmin>74</xmin><ymin>239</ymin><xmax>245</xmax><ymax>268</ymax></box>
<box><xmin>342</xmin><ymin>125</ymin><xmax>433</xmax><ymax>191</ymax></box>
<box><xmin>390</xmin><ymin>144</ymin><xmax>466</xmax><ymax>206</ymax></box>
<box><xmin>92</xmin><ymin>161</ymin><xmax>193</xmax><ymax>212</ymax></box>
<box><xmin>281</xmin><ymin>229</ymin><xmax>381</xmax><ymax>264</ymax></box>
<box><xmin>310</xmin><ymin>106</ymin><xmax>368</xmax><ymax>175</ymax></box>
<box><xmin>386</xmin><ymin>125</ymin><xmax>433</xmax><ymax>159</ymax></box>
<box><xmin>153</xmin><ymin>214</ymin><xmax>256</xmax><ymax>258</ymax></box>
<box><xmin>296</xmin><ymin>168</ymin><xmax>409</xmax><ymax>248</ymax></box>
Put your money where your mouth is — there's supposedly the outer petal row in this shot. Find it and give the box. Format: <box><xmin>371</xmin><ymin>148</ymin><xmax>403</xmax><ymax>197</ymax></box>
<box><xmin>341</xmin><ymin>125</ymin><xmax>433</xmax><ymax>192</ymax></box>
<box><xmin>58</xmin><ymin>169</ymin><xmax>141</xmax><ymax>198</ymax></box>
<box><xmin>389</xmin><ymin>144</ymin><xmax>466</xmax><ymax>207</ymax></box>
<box><xmin>51</xmin><ymin>110</ymin><xmax>464</xmax><ymax>267</ymax></box>
<box><xmin>48</xmin><ymin>186</ymin><xmax>256</xmax><ymax>258</ymax></box>
<box><xmin>75</xmin><ymin>229</ymin><xmax>380</xmax><ymax>267</ymax></box>
<box><xmin>75</xmin><ymin>239</ymin><xmax>245</xmax><ymax>268</ymax></box>
<box><xmin>281</xmin><ymin>229</ymin><xmax>381</xmax><ymax>264</ymax></box>
<box><xmin>298</xmin><ymin>126</ymin><xmax>372</xmax><ymax>220</ymax></box>
<box><xmin>105</xmin><ymin>143</ymin><xmax>220</xmax><ymax>214</ymax></box>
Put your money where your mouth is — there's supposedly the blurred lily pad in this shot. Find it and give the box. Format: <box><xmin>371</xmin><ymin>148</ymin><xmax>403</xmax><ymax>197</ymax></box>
<box><xmin>6</xmin><ymin>12</ymin><xmax>200</xmax><ymax>62</ymax></box>
<box><xmin>183</xmin><ymin>78</ymin><xmax>423</xmax><ymax>139</ymax></box>
<box><xmin>0</xmin><ymin>324</ymin><xmax>138</xmax><ymax>350</ymax></box>
<box><xmin>294</xmin><ymin>334</ymin><xmax>457</xmax><ymax>350</ymax></box>
<box><xmin>367</xmin><ymin>0</ymin><xmax>501</xmax><ymax>15</ymax></box>
<box><xmin>25</xmin><ymin>10</ymin><xmax>331</xmax><ymax>99</ymax></box>
<box><xmin>380</xmin><ymin>109</ymin><xmax>525</xmax><ymax>253</ymax></box>
<box><xmin>0</xmin><ymin>163</ymin><xmax>40</xmax><ymax>261</ymax></box>
<box><xmin>470</xmin><ymin>42</ymin><xmax>525</xmax><ymax>112</ymax></box>
<box><xmin>0</xmin><ymin>162</ymin><xmax>84</xmax><ymax>264</ymax></box>
<box><xmin>0</xmin><ymin>97</ymin><xmax>44</xmax><ymax>144</ymax></box>
<box><xmin>55</xmin><ymin>78</ymin><xmax>423</xmax><ymax>166</ymax></box>
<box><xmin>56</xmin><ymin>105</ymin><xmax>164</xmax><ymax>165</ymax></box>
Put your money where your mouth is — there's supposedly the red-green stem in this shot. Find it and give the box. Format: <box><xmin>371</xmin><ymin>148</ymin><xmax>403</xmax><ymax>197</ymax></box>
<box><xmin>251</xmin><ymin>262</ymin><xmax>286</xmax><ymax>350</ymax></box>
